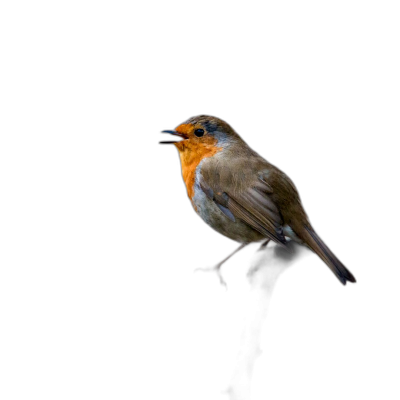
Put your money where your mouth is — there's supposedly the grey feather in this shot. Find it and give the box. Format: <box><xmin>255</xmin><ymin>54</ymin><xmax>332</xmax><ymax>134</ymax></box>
<box><xmin>216</xmin><ymin>203</ymin><xmax>236</xmax><ymax>222</ymax></box>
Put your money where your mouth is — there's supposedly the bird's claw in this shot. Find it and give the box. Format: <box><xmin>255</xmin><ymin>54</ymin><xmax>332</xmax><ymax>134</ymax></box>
<box><xmin>193</xmin><ymin>267</ymin><xmax>228</xmax><ymax>290</ymax></box>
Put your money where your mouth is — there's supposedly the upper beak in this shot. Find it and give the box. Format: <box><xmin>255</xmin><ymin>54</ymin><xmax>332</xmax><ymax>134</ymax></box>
<box><xmin>159</xmin><ymin>130</ymin><xmax>189</xmax><ymax>144</ymax></box>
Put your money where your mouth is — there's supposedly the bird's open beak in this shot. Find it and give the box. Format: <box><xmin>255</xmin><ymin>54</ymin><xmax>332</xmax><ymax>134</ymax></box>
<box><xmin>159</xmin><ymin>130</ymin><xmax>189</xmax><ymax>144</ymax></box>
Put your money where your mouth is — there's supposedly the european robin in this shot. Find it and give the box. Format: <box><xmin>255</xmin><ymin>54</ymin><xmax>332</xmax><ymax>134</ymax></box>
<box><xmin>161</xmin><ymin>115</ymin><xmax>356</xmax><ymax>285</ymax></box>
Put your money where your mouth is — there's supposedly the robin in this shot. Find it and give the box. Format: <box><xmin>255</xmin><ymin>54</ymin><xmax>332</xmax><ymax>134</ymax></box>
<box><xmin>160</xmin><ymin>115</ymin><xmax>356</xmax><ymax>285</ymax></box>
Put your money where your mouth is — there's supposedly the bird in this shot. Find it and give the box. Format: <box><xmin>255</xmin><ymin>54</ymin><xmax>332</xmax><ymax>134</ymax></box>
<box><xmin>160</xmin><ymin>115</ymin><xmax>356</xmax><ymax>285</ymax></box>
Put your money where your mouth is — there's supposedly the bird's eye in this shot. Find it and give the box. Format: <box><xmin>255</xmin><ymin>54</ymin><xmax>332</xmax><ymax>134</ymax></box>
<box><xmin>194</xmin><ymin>128</ymin><xmax>205</xmax><ymax>137</ymax></box>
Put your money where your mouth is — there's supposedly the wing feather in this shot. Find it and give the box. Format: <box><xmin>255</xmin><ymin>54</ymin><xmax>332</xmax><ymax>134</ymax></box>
<box><xmin>227</xmin><ymin>189</ymin><xmax>286</xmax><ymax>244</ymax></box>
<box><xmin>199</xmin><ymin>172</ymin><xmax>286</xmax><ymax>245</ymax></box>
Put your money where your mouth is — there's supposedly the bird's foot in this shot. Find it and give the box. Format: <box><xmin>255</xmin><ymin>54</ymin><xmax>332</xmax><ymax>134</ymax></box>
<box><xmin>193</xmin><ymin>265</ymin><xmax>228</xmax><ymax>290</ymax></box>
<box><xmin>194</xmin><ymin>243</ymin><xmax>249</xmax><ymax>288</ymax></box>
<box><xmin>193</xmin><ymin>267</ymin><xmax>215</xmax><ymax>274</ymax></box>
<box><xmin>216</xmin><ymin>269</ymin><xmax>227</xmax><ymax>287</ymax></box>
<box><xmin>257</xmin><ymin>239</ymin><xmax>270</xmax><ymax>252</ymax></box>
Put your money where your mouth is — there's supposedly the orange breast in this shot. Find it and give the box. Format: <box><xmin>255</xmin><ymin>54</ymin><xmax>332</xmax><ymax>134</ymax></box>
<box><xmin>176</xmin><ymin>141</ymin><xmax>221</xmax><ymax>201</ymax></box>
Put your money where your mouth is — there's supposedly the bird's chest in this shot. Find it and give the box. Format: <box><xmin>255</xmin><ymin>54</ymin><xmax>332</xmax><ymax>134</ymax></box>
<box><xmin>190</xmin><ymin>163</ymin><xmax>221</xmax><ymax>223</ymax></box>
<box><xmin>188</xmin><ymin>163</ymin><xmax>264</xmax><ymax>243</ymax></box>
<box><xmin>180</xmin><ymin>158</ymin><xmax>217</xmax><ymax>217</ymax></box>
<box><xmin>179</xmin><ymin>144</ymin><xmax>220</xmax><ymax>200</ymax></box>
<box><xmin>180</xmin><ymin>159</ymin><xmax>198</xmax><ymax>200</ymax></box>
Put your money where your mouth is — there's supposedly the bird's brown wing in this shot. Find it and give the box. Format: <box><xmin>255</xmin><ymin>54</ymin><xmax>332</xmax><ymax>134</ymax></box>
<box><xmin>199</xmin><ymin>172</ymin><xmax>286</xmax><ymax>245</ymax></box>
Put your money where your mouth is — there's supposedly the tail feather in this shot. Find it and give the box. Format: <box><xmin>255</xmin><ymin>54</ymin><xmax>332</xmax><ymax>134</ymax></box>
<box><xmin>299</xmin><ymin>226</ymin><xmax>356</xmax><ymax>285</ymax></box>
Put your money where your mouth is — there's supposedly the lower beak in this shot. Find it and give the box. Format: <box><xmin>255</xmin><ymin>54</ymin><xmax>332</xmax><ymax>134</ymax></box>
<box><xmin>159</xmin><ymin>130</ymin><xmax>188</xmax><ymax>144</ymax></box>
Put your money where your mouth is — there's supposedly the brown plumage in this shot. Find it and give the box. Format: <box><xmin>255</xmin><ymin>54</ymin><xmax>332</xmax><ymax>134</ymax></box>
<box><xmin>161</xmin><ymin>115</ymin><xmax>356</xmax><ymax>285</ymax></box>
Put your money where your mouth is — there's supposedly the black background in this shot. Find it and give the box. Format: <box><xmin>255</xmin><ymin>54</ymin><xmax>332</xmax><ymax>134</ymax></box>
<box><xmin>43</xmin><ymin>41</ymin><xmax>392</xmax><ymax>399</ymax></box>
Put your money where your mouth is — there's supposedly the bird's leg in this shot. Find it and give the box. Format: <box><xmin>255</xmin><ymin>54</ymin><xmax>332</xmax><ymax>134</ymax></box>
<box><xmin>195</xmin><ymin>243</ymin><xmax>248</xmax><ymax>287</ymax></box>
<box><xmin>213</xmin><ymin>243</ymin><xmax>248</xmax><ymax>286</ymax></box>
<box><xmin>257</xmin><ymin>239</ymin><xmax>276</xmax><ymax>257</ymax></box>
<box><xmin>258</xmin><ymin>238</ymin><xmax>271</xmax><ymax>251</ymax></box>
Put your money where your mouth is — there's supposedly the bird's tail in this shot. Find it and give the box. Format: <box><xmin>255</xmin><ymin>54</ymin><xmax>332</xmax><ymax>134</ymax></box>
<box><xmin>296</xmin><ymin>225</ymin><xmax>356</xmax><ymax>285</ymax></box>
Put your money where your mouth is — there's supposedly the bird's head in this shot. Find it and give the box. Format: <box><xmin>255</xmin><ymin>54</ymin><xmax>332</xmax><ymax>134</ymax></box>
<box><xmin>160</xmin><ymin>115</ymin><xmax>240</xmax><ymax>153</ymax></box>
